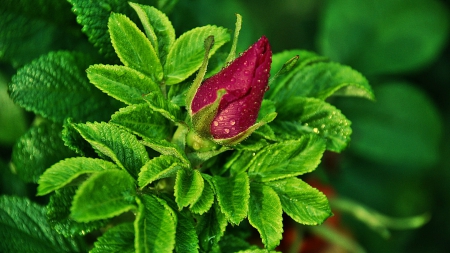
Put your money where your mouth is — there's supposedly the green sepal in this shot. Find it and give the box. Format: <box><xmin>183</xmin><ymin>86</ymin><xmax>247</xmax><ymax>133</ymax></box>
<box><xmin>224</xmin><ymin>13</ymin><xmax>242</xmax><ymax>64</ymax></box>
<box><xmin>186</xmin><ymin>35</ymin><xmax>215</xmax><ymax>114</ymax></box>
<box><xmin>191</xmin><ymin>89</ymin><xmax>227</xmax><ymax>138</ymax></box>
<box><xmin>213</xmin><ymin>112</ymin><xmax>277</xmax><ymax>146</ymax></box>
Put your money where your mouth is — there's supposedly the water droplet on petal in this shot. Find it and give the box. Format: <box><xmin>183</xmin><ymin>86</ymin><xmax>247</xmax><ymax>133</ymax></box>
<box><xmin>213</xmin><ymin>121</ymin><xmax>219</xmax><ymax>126</ymax></box>
<box><xmin>219</xmin><ymin>116</ymin><xmax>224</xmax><ymax>120</ymax></box>
<box><xmin>230</xmin><ymin>77</ymin><xmax>236</xmax><ymax>82</ymax></box>
<box><xmin>263</xmin><ymin>68</ymin><xmax>268</xmax><ymax>73</ymax></box>
<box><xmin>230</xmin><ymin>120</ymin><xmax>235</xmax><ymax>125</ymax></box>
<box><xmin>257</xmin><ymin>79</ymin><xmax>261</xmax><ymax>83</ymax></box>
<box><xmin>224</xmin><ymin>128</ymin><xmax>230</xmax><ymax>134</ymax></box>
<box><xmin>244</xmin><ymin>70</ymin><xmax>249</xmax><ymax>75</ymax></box>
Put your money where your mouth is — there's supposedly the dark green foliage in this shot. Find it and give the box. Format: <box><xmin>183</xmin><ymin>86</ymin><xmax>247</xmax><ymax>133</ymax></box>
<box><xmin>0</xmin><ymin>195</ymin><xmax>86</xmax><ymax>252</ymax></box>
<box><xmin>11</xmin><ymin>122</ymin><xmax>75</xmax><ymax>183</ymax></box>
<box><xmin>1</xmin><ymin>0</ymin><xmax>403</xmax><ymax>252</ymax></box>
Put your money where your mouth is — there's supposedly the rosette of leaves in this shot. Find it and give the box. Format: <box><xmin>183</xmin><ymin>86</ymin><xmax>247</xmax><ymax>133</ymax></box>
<box><xmin>4</xmin><ymin>2</ymin><xmax>374</xmax><ymax>252</ymax></box>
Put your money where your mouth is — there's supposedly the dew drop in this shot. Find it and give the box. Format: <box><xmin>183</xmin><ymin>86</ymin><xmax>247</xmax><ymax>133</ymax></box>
<box><xmin>244</xmin><ymin>61</ymin><xmax>248</xmax><ymax>66</ymax></box>
<box><xmin>219</xmin><ymin>116</ymin><xmax>224</xmax><ymax>120</ymax></box>
<box><xmin>230</xmin><ymin>120</ymin><xmax>236</xmax><ymax>125</ymax></box>
<box><xmin>213</xmin><ymin>121</ymin><xmax>219</xmax><ymax>126</ymax></box>
<box><xmin>230</xmin><ymin>77</ymin><xmax>236</xmax><ymax>82</ymax></box>
<box><xmin>224</xmin><ymin>128</ymin><xmax>230</xmax><ymax>134</ymax></box>
<box><xmin>244</xmin><ymin>70</ymin><xmax>249</xmax><ymax>75</ymax></box>
<box><xmin>257</xmin><ymin>79</ymin><xmax>261</xmax><ymax>83</ymax></box>
<box><xmin>263</xmin><ymin>68</ymin><xmax>268</xmax><ymax>73</ymax></box>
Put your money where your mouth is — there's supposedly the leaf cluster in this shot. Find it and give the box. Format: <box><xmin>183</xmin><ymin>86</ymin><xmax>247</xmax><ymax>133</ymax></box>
<box><xmin>2</xmin><ymin>1</ymin><xmax>374</xmax><ymax>252</ymax></box>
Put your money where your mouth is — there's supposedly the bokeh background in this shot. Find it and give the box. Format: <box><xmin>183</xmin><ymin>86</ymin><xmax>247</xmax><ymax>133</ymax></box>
<box><xmin>1</xmin><ymin>0</ymin><xmax>450</xmax><ymax>252</ymax></box>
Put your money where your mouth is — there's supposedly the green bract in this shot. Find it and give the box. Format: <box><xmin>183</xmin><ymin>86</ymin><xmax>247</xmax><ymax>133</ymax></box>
<box><xmin>4</xmin><ymin>2</ymin><xmax>375</xmax><ymax>252</ymax></box>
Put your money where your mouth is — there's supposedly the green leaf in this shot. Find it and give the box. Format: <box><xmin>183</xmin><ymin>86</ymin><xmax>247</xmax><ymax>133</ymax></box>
<box><xmin>218</xmin><ymin>234</ymin><xmax>259</xmax><ymax>253</ymax></box>
<box><xmin>190</xmin><ymin>174</ymin><xmax>215</xmax><ymax>214</ymax></box>
<box><xmin>129</xmin><ymin>3</ymin><xmax>175</xmax><ymax>65</ymax></box>
<box><xmin>268</xmin><ymin>50</ymin><xmax>328</xmax><ymax>100</ymax></box>
<box><xmin>38</xmin><ymin>157</ymin><xmax>118</xmax><ymax>196</ymax></box>
<box><xmin>0</xmin><ymin>195</ymin><xmax>85</xmax><ymax>252</ymax></box>
<box><xmin>87</xmin><ymin>65</ymin><xmax>162</xmax><ymax>105</ymax></box>
<box><xmin>268</xmin><ymin>177</ymin><xmax>331</xmax><ymax>225</ymax></box>
<box><xmin>175</xmin><ymin>169</ymin><xmax>204</xmax><ymax>209</ymax></box>
<box><xmin>138</xmin><ymin>155</ymin><xmax>183</xmax><ymax>188</ymax></box>
<box><xmin>338</xmin><ymin>82</ymin><xmax>442</xmax><ymax>169</ymax></box>
<box><xmin>0</xmin><ymin>0</ymin><xmax>74</xmax><ymax>67</ymax></box>
<box><xmin>135</xmin><ymin>195</ymin><xmax>176</xmax><ymax>253</ymax></box>
<box><xmin>11</xmin><ymin>122</ymin><xmax>75</xmax><ymax>183</ymax></box>
<box><xmin>143</xmin><ymin>92</ymin><xmax>183</xmax><ymax>124</ymax></box>
<box><xmin>91</xmin><ymin>222</ymin><xmax>135</xmax><ymax>253</ymax></box>
<box><xmin>318</xmin><ymin>0</ymin><xmax>450</xmax><ymax>75</ymax></box>
<box><xmin>187</xmin><ymin>146</ymin><xmax>231</xmax><ymax>168</ymax></box>
<box><xmin>111</xmin><ymin>103</ymin><xmax>170</xmax><ymax>140</ymax></box>
<box><xmin>141</xmin><ymin>138</ymin><xmax>190</xmax><ymax>166</ymax></box>
<box><xmin>331</xmin><ymin>197</ymin><xmax>430</xmax><ymax>239</ymax></box>
<box><xmin>67</xmin><ymin>0</ymin><xmax>137</xmax><ymax>59</ymax></box>
<box><xmin>248</xmin><ymin>183</ymin><xmax>283</xmax><ymax>250</ymax></box>
<box><xmin>0</xmin><ymin>73</ymin><xmax>27</xmax><ymax>145</ymax></box>
<box><xmin>213</xmin><ymin>172</ymin><xmax>249</xmax><ymax>225</ymax></box>
<box><xmin>71</xmin><ymin>170</ymin><xmax>136</xmax><ymax>222</ymax></box>
<box><xmin>47</xmin><ymin>187</ymin><xmax>108</xmax><ymax>237</ymax></box>
<box><xmin>62</xmin><ymin>118</ymin><xmax>97</xmax><ymax>157</ymax></box>
<box><xmin>160</xmin><ymin>196</ymin><xmax>200</xmax><ymax>253</ymax></box>
<box><xmin>196</xmin><ymin>202</ymin><xmax>227</xmax><ymax>252</ymax></box>
<box><xmin>164</xmin><ymin>25</ymin><xmax>230</xmax><ymax>85</ymax></box>
<box><xmin>276</xmin><ymin>97</ymin><xmax>352</xmax><ymax>152</ymax></box>
<box><xmin>224</xmin><ymin>149</ymin><xmax>260</xmax><ymax>175</ymax></box>
<box><xmin>9</xmin><ymin>51</ymin><xmax>119</xmax><ymax>122</ymax></box>
<box><xmin>247</xmin><ymin>135</ymin><xmax>326</xmax><ymax>182</ymax></box>
<box><xmin>0</xmin><ymin>159</ymin><xmax>27</xmax><ymax>197</ymax></box>
<box><xmin>72</xmin><ymin>122</ymin><xmax>149</xmax><ymax>178</ymax></box>
<box><xmin>271</xmin><ymin>62</ymin><xmax>373</xmax><ymax>104</ymax></box>
<box><xmin>109</xmin><ymin>13</ymin><xmax>163</xmax><ymax>82</ymax></box>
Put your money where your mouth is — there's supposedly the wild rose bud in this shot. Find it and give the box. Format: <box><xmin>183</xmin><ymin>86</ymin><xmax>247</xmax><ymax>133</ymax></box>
<box><xmin>190</xmin><ymin>36</ymin><xmax>272</xmax><ymax>144</ymax></box>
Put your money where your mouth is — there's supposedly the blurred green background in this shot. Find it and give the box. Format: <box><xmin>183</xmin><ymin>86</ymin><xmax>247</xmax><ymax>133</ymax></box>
<box><xmin>1</xmin><ymin>0</ymin><xmax>450</xmax><ymax>252</ymax></box>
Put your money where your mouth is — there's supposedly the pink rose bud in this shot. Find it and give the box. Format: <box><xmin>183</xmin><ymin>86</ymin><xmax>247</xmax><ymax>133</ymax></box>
<box><xmin>191</xmin><ymin>36</ymin><xmax>272</xmax><ymax>140</ymax></box>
